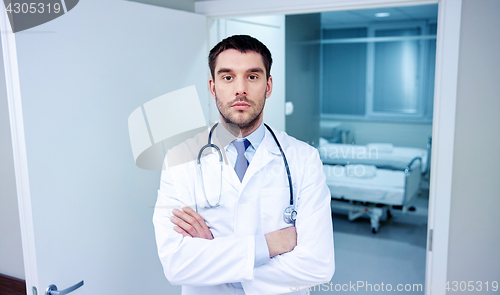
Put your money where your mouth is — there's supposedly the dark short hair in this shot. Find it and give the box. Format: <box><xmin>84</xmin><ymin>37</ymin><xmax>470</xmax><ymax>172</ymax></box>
<box><xmin>209</xmin><ymin>35</ymin><xmax>272</xmax><ymax>80</ymax></box>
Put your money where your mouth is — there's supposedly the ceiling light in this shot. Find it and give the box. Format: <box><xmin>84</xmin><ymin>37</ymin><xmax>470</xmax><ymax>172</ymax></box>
<box><xmin>375</xmin><ymin>12</ymin><xmax>390</xmax><ymax>18</ymax></box>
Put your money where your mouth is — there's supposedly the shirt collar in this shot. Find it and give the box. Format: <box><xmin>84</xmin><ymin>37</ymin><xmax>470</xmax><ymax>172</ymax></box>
<box><xmin>217</xmin><ymin>121</ymin><xmax>266</xmax><ymax>151</ymax></box>
<box><xmin>244</xmin><ymin>122</ymin><xmax>265</xmax><ymax>151</ymax></box>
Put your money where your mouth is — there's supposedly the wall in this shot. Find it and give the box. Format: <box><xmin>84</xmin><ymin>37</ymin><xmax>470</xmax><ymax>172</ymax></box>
<box><xmin>447</xmin><ymin>0</ymin><xmax>500</xmax><ymax>284</ymax></box>
<box><xmin>0</xmin><ymin>36</ymin><xmax>25</xmax><ymax>279</ymax></box>
<box><xmin>128</xmin><ymin>0</ymin><xmax>195</xmax><ymax>12</ymax></box>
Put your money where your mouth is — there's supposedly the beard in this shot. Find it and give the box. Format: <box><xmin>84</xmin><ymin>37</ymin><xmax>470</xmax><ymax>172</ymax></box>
<box><xmin>215</xmin><ymin>90</ymin><xmax>266</xmax><ymax>129</ymax></box>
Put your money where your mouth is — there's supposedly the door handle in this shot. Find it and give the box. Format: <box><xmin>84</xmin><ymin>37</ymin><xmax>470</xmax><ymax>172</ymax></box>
<box><xmin>46</xmin><ymin>280</ymin><xmax>84</xmax><ymax>295</ymax></box>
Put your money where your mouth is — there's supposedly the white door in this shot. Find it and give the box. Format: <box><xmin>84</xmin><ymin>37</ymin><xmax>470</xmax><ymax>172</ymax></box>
<box><xmin>2</xmin><ymin>1</ymin><xmax>207</xmax><ymax>294</ymax></box>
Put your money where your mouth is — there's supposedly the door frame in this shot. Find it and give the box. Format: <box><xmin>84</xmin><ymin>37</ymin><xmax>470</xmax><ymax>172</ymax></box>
<box><xmin>197</xmin><ymin>1</ymin><xmax>461</xmax><ymax>294</ymax></box>
<box><xmin>0</xmin><ymin>6</ymin><xmax>40</xmax><ymax>295</ymax></box>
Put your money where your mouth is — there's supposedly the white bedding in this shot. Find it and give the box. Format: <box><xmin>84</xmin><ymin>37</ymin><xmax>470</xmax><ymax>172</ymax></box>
<box><xmin>318</xmin><ymin>138</ymin><xmax>428</xmax><ymax>173</ymax></box>
<box><xmin>323</xmin><ymin>165</ymin><xmax>406</xmax><ymax>205</ymax></box>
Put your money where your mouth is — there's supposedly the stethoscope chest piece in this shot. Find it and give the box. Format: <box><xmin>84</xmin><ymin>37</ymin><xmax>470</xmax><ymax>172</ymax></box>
<box><xmin>283</xmin><ymin>206</ymin><xmax>297</xmax><ymax>224</ymax></box>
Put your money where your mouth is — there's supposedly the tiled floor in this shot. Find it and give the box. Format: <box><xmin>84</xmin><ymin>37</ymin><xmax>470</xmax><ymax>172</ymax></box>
<box><xmin>311</xmin><ymin>190</ymin><xmax>429</xmax><ymax>294</ymax></box>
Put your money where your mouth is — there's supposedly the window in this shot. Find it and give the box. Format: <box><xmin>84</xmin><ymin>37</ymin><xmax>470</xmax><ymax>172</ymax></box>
<box><xmin>321</xmin><ymin>21</ymin><xmax>437</xmax><ymax>122</ymax></box>
<box><xmin>322</xmin><ymin>28</ymin><xmax>367</xmax><ymax>115</ymax></box>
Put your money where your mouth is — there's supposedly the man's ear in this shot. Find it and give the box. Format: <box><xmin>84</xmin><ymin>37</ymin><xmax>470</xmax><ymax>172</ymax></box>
<box><xmin>209</xmin><ymin>78</ymin><xmax>216</xmax><ymax>99</ymax></box>
<box><xmin>265</xmin><ymin>75</ymin><xmax>273</xmax><ymax>99</ymax></box>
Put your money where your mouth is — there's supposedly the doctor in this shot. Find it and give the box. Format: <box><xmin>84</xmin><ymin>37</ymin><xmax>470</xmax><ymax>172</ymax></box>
<box><xmin>153</xmin><ymin>35</ymin><xmax>334</xmax><ymax>295</ymax></box>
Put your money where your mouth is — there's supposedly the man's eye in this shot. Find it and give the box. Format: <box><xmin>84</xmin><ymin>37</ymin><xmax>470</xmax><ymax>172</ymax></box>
<box><xmin>249</xmin><ymin>75</ymin><xmax>258</xmax><ymax>80</ymax></box>
<box><xmin>223</xmin><ymin>76</ymin><xmax>232</xmax><ymax>81</ymax></box>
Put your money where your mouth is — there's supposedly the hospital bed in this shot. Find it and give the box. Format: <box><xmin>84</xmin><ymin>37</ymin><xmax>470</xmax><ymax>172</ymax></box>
<box><xmin>318</xmin><ymin>138</ymin><xmax>429</xmax><ymax>174</ymax></box>
<box><xmin>318</xmin><ymin>138</ymin><xmax>429</xmax><ymax>233</ymax></box>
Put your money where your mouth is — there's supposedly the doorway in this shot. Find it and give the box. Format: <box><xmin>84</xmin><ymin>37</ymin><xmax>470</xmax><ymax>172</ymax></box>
<box><xmin>204</xmin><ymin>0</ymin><xmax>462</xmax><ymax>293</ymax></box>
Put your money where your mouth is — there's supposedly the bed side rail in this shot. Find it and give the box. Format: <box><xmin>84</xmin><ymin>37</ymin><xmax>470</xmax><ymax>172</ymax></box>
<box><xmin>404</xmin><ymin>156</ymin><xmax>422</xmax><ymax>175</ymax></box>
<box><xmin>403</xmin><ymin>156</ymin><xmax>422</xmax><ymax>210</ymax></box>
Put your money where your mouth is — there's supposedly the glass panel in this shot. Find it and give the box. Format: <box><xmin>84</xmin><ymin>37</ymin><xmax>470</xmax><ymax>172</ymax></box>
<box><xmin>322</xmin><ymin>28</ymin><xmax>367</xmax><ymax>115</ymax></box>
<box><xmin>373</xmin><ymin>27</ymin><xmax>421</xmax><ymax>114</ymax></box>
<box><xmin>426</xmin><ymin>23</ymin><xmax>437</xmax><ymax>117</ymax></box>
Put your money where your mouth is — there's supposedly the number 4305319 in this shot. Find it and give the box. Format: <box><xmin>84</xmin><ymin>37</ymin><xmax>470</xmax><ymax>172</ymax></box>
<box><xmin>6</xmin><ymin>2</ymin><xmax>62</xmax><ymax>14</ymax></box>
<box><xmin>445</xmin><ymin>281</ymin><xmax>498</xmax><ymax>292</ymax></box>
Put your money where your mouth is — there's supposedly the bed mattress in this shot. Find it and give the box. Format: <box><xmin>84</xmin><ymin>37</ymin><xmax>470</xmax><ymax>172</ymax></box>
<box><xmin>323</xmin><ymin>165</ymin><xmax>406</xmax><ymax>205</ymax></box>
<box><xmin>318</xmin><ymin>140</ymin><xmax>428</xmax><ymax>173</ymax></box>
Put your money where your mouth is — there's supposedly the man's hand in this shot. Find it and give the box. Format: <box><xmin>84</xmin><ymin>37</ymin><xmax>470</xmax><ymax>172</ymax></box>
<box><xmin>265</xmin><ymin>226</ymin><xmax>297</xmax><ymax>258</ymax></box>
<box><xmin>170</xmin><ymin>206</ymin><xmax>296</xmax><ymax>257</ymax></box>
<box><xmin>170</xmin><ymin>207</ymin><xmax>214</xmax><ymax>240</ymax></box>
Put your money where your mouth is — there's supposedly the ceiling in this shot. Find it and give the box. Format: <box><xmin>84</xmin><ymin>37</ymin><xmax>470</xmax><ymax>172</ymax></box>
<box><xmin>127</xmin><ymin>1</ymin><xmax>438</xmax><ymax>25</ymax></box>
<box><xmin>321</xmin><ymin>4</ymin><xmax>438</xmax><ymax>27</ymax></box>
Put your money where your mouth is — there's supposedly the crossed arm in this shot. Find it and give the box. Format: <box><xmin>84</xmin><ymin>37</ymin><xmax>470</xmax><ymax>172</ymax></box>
<box><xmin>154</xmin><ymin>150</ymin><xmax>335</xmax><ymax>292</ymax></box>
<box><xmin>170</xmin><ymin>206</ymin><xmax>297</xmax><ymax>258</ymax></box>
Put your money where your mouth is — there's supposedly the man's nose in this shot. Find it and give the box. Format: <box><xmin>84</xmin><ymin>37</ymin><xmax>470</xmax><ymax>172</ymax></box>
<box><xmin>234</xmin><ymin>79</ymin><xmax>247</xmax><ymax>96</ymax></box>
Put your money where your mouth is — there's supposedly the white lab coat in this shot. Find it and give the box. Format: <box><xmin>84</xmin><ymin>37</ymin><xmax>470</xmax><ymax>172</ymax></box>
<box><xmin>153</xmin><ymin>125</ymin><xmax>335</xmax><ymax>295</ymax></box>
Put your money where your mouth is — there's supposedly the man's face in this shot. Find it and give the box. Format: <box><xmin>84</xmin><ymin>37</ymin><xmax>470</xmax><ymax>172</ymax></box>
<box><xmin>209</xmin><ymin>49</ymin><xmax>273</xmax><ymax>129</ymax></box>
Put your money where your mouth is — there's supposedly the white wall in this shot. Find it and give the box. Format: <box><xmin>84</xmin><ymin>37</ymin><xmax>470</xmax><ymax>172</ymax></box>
<box><xmin>0</xmin><ymin>36</ymin><xmax>25</xmax><ymax>279</ymax></box>
<box><xmin>128</xmin><ymin>0</ymin><xmax>195</xmax><ymax>12</ymax></box>
<box><xmin>447</xmin><ymin>0</ymin><xmax>500</xmax><ymax>283</ymax></box>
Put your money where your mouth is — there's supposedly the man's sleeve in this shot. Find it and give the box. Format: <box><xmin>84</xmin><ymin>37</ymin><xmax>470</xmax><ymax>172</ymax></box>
<box><xmin>153</xmin><ymin>162</ymin><xmax>256</xmax><ymax>286</ymax></box>
<box><xmin>242</xmin><ymin>149</ymin><xmax>335</xmax><ymax>294</ymax></box>
<box><xmin>254</xmin><ymin>234</ymin><xmax>270</xmax><ymax>267</ymax></box>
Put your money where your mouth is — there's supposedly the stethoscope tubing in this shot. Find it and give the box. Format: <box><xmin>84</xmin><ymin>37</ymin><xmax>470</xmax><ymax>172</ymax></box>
<box><xmin>196</xmin><ymin>123</ymin><xmax>296</xmax><ymax>222</ymax></box>
<box><xmin>263</xmin><ymin>123</ymin><xmax>294</xmax><ymax>206</ymax></box>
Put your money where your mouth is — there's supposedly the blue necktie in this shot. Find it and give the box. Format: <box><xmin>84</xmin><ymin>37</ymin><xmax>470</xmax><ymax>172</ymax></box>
<box><xmin>233</xmin><ymin>139</ymin><xmax>250</xmax><ymax>182</ymax></box>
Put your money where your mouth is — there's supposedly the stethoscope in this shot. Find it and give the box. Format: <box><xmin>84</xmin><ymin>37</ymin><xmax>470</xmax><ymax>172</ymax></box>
<box><xmin>196</xmin><ymin>123</ymin><xmax>297</xmax><ymax>224</ymax></box>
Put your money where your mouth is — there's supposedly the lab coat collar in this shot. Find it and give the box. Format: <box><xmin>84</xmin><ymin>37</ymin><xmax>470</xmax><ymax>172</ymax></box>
<box><xmin>239</xmin><ymin>126</ymin><xmax>282</xmax><ymax>191</ymax></box>
<box><xmin>202</xmin><ymin>124</ymin><xmax>283</xmax><ymax>193</ymax></box>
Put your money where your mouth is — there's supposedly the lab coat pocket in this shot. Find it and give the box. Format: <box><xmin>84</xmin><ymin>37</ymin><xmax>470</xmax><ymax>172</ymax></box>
<box><xmin>259</xmin><ymin>187</ymin><xmax>291</xmax><ymax>234</ymax></box>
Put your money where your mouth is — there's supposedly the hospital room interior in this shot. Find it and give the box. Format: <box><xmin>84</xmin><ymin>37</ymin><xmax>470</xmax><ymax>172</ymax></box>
<box><xmin>1</xmin><ymin>1</ymin><xmax>499</xmax><ymax>294</ymax></box>
<box><xmin>210</xmin><ymin>4</ymin><xmax>437</xmax><ymax>292</ymax></box>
